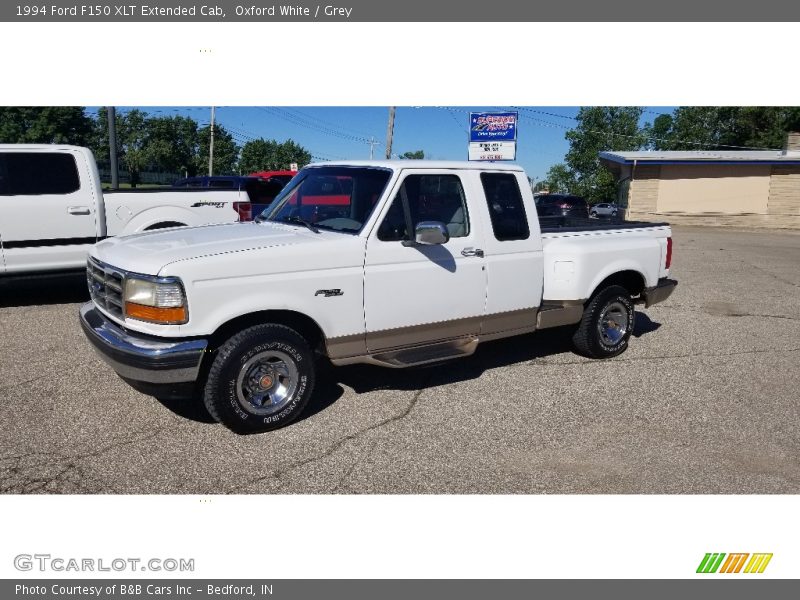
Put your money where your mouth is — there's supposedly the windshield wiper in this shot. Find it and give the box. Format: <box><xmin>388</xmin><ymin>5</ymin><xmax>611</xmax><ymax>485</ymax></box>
<box><xmin>280</xmin><ymin>216</ymin><xmax>320</xmax><ymax>234</ymax></box>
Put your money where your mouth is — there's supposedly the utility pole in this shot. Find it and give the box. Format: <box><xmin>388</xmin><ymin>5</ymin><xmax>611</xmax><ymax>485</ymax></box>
<box><xmin>385</xmin><ymin>106</ymin><xmax>396</xmax><ymax>159</ymax></box>
<box><xmin>208</xmin><ymin>106</ymin><xmax>216</xmax><ymax>176</ymax></box>
<box><xmin>367</xmin><ymin>136</ymin><xmax>379</xmax><ymax>159</ymax></box>
<box><xmin>107</xmin><ymin>107</ymin><xmax>119</xmax><ymax>190</ymax></box>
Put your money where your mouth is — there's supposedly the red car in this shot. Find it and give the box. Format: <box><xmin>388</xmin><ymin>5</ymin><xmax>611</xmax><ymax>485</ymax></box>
<box><xmin>248</xmin><ymin>170</ymin><xmax>297</xmax><ymax>187</ymax></box>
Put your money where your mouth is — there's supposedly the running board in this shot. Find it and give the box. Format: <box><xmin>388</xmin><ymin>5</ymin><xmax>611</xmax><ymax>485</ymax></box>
<box><xmin>333</xmin><ymin>338</ymin><xmax>478</xmax><ymax>368</ymax></box>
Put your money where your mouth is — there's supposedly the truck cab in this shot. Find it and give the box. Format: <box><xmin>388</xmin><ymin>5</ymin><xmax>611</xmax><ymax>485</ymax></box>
<box><xmin>0</xmin><ymin>145</ymin><xmax>105</xmax><ymax>275</ymax></box>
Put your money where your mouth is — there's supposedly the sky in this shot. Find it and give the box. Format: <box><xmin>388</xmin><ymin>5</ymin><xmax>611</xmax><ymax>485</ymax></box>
<box><xmin>93</xmin><ymin>106</ymin><xmax>674</xmax><ymax>182</ymax></box>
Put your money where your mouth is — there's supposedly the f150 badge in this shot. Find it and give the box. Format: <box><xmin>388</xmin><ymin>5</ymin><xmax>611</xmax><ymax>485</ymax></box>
<box><xmin>315</xmin><ymin>289</ymin><xmax>343</xmax><ymax>297</ymax></box>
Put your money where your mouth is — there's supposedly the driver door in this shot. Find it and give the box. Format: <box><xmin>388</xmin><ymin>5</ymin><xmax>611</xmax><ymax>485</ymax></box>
<box><xmin>364</xmin><ymin>170</ymin><xmax>487</xmax><ymax>352</ymax></box>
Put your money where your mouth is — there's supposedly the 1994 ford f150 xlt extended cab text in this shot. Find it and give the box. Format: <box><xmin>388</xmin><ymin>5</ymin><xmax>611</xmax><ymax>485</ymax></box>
<box><xmin>0</xmin><ymin>145</ymin><xmax>255</xmax><ymax>277</ymax></box>
<box><xmin>79</xmin><ymin>161</ymin><xmax>677</xmax><ymax>433</ymax></box>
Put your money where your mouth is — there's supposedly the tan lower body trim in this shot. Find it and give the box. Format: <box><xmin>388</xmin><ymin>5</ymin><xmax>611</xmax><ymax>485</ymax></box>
<box><xmin>326</xmin><ymin>308</ymin><xmax>540</xmax><ymax>360</ymax></box>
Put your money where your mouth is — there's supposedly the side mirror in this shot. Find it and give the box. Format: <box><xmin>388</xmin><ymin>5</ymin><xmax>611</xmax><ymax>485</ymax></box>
<box><xmin>414</xmin><ymin>221</ymin><xmax>450</xmax><ymax>245</ymax></box>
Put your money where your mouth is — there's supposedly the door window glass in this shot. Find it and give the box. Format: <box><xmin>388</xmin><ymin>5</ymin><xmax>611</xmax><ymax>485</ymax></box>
<box><xmin>377</xmin><ymin>174</ymin><xmax>469</xmax><ymax>241</ymax></box>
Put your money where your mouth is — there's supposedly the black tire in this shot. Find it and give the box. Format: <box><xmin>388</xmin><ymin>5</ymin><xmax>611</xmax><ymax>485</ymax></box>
<box><xmin>572</xmin><ymin>285</ymin><xmax>635</xmax><ymax>359</ymax></box>
<box><xmin>590</xmin><ymin>211</ymin><xmax>597</xmax><ymax>218</ymax></box>
<box><xmin>203</xmin><ymin>324</ymin><xmax>315</xmax><ymax>433</ymax></box>
<box><xmin>144</xmin><ymin>222</ymin><xmax>186</xmax><ymax>230</ymax></box>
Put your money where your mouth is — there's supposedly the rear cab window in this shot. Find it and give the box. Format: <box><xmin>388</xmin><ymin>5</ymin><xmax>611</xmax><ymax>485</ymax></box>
<box><xmin>480</xmin><ymin>172</ymin><xmax>529</xmax><ymax>241</ymax></box>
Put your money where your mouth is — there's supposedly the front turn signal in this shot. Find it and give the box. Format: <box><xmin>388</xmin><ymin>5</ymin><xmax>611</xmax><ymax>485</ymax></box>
<box><xmin>125</xmin><ymin>302</ymin><xmax>187</xmax><ymax>325</ymax></box>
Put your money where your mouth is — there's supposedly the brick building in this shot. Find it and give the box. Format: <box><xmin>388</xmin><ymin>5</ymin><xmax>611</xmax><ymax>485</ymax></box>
<box><xmin>599</xmin><ymin>132</ymin><xmax>800</xmax><ymax>228</ymax></box>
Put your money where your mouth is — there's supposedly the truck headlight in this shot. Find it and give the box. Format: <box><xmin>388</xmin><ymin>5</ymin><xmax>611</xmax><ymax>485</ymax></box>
<box><xmin>123</xmin><ymin>277</ymin><xmax>188</xmax><ymax>324</ymax></box>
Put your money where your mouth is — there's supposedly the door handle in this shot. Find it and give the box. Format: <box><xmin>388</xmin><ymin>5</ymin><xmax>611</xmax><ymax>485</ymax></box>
<box><xmin>461</xmin><ymin>247</ymin><xmax>484</xmax><ymax>257</ymax></box>
<box><xmin>68</xmin><ymin>206</ymin><xmax>91</xmax><ymax>215</ymax></box>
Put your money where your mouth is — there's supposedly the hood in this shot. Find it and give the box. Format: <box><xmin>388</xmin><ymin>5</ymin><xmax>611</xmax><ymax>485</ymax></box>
<box><xmin>91</xmin><ymin>221</ymin><xmax>335</xmax><ymax>275</ymax></box>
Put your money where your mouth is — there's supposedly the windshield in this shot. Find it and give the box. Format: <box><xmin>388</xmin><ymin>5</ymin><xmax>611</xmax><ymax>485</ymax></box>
<box><xmin>260</xmin><ymin>166</ymin><xmax>392</xmax><ymax>234</ymax></box>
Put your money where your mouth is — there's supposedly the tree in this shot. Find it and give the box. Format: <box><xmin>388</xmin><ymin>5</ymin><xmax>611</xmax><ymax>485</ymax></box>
<box><xmin>543</xmin><ymin>163</ymin><xmax>576</xmax><ymax>194</ymax></box>
<box><xmin>559</xmin><ymin>107</ymin><xmax>646</xmax><ymax>201</ymax></box>
<box><xmin>117</xmin><ymin>110</ymin><xmax>149</xmax><ymax>187</ymax></box>
<box><xmin>144</xmin><ymin>115</ymin><xmax>199</xmax><ymax>175</ymax></box>
<box><xmin>399</xmin><ymin>150</ymin><xmax>425</xmax><ymax>159</ymax></box>
<box><xmin>0</xmin><ymin>107</ymin><xmax>95</xmax><ymax>145</ymax></box>
<box><xmin>238</xmin><ymin>138</ymin><xmax>311</xmax><ymax>174</ymax></box>
<box><xmin>649</xmin><ymin>107</ymin><xmax>800</xmax><ymax>151</ymax></box>
<box><xmin>90</xmin><ymin>108</ymin><xmax>112</xmax><ymax>165</ymax></box>
<box><xmin>196</xmin><ymin>124</ymin><xmax>239</xmax><ymax>175</ymax></box>
<box><xmin>532</xmin><ymin>180</ymin><xmax>550</xmax><ymax>193</ymax></box>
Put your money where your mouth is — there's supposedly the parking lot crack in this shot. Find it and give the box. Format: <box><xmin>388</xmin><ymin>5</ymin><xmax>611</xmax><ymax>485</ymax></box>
<box><xmin>739</xmin><ymin>259</ymin><xmax>800</xmax><ymax>289</ymax></box>
<box><xmin>331</xmin><ymin>440</ymin><xmax>378</xmax><ymax>494</ymax></box>
<box><xmin>0</xmin><ymin>425</ymin><xmax>178</xmax><ymax>493</ymax></box>
<box><xmin>0</xmin><ymin>361</ymin><xmax>92</xmax><ymax>396</ymax></box>
<box><xmin>228</xmin><ymin>386</ymin><xmax>428</xmax><ymax>493</ymax></box>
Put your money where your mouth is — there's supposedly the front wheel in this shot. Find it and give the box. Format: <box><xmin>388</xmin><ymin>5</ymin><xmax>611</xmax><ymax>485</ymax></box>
<box><xmin>203</xmin><ymin>324</ymin><xmax>316</xmax><ymax>433</ymax></box>
<box><xmin>590</xmin><ymin>211</ymin><xmax>597</xmax><ymax>218</ymax></box>
<box><xmin>572</xmin><ymin>285</ymin><xmax>634</xmax><ymax>358</ymax></box>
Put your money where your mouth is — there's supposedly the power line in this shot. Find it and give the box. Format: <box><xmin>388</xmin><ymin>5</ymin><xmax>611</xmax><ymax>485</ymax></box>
<box><xmin>278</xmin><ymin>107</ymin><xmax>379</xmax><ymax>140</ymax></box>
<box><xmin>257</xmin><ymin>107</ymin><xmax>382</xmax><ymax>146</ymax></box>
<box><xmin>226</xmin><ymin>125</ymin><xmax>348</xmax><ymax>161</ymax></box>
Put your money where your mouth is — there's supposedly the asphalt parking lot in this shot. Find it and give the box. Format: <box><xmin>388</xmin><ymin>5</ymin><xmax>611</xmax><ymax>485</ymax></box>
<box><xmin>1</xmin><ymin>225</ymin><xmax>798</xmax><ymax>494</ymax></box>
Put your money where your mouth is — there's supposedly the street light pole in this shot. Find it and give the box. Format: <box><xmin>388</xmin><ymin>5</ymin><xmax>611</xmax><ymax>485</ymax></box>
<box><xmin>385</xmin><ymin>107</ymin><xmax>396</xmax><ymax>159</ymax></box>
<box><xmin>208</xmin><ymin>106</ymin><xmax>216</xmax><ymax>176</ymax></box>
<box><xmin>107</xmin><ymin>107</ymin><xmax>119</xmax><ymax>190</ymax></box>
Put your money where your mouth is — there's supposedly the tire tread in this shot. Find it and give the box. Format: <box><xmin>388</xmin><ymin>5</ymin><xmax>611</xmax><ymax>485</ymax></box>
<box><xmin>203</xmin><ymin>323</ymin><xmax>314</xmax><ymax>433</ymax></box>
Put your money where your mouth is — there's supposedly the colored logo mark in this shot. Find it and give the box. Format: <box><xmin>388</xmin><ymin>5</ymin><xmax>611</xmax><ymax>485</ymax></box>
<box><xmin>697</xmin><ymin>553</ymin><xmax>773</xmax><ymax>574</ymax></box>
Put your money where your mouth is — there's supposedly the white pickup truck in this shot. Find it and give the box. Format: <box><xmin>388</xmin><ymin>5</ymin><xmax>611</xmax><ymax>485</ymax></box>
<box><xmin>0</xmin><ymin>145</ymin><xmax>254</xmax><ymax>277</ymax></box>
<box><xmin>79</xmin><ymin>160</ymin><xmax>676</xmax><ymax>433</ymax></box>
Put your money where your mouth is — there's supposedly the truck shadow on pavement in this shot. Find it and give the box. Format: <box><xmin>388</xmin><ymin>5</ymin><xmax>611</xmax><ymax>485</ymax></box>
<box><xmin>303</xmin><ymin>312</ymin><xmax>660</xmax><ymax>424</ymax></box>
<box><xmin>0</xmin><ymin>272</ymin><xmax>89</xmax><ymax>308</ymax></box>
<box><xmin>155</xmin><ymin>312</ymin><xmax>661</xmax><ymax>428</ymax></box>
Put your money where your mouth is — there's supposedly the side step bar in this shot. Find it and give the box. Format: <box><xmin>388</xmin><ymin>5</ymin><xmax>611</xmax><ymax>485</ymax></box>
<box><xmin>333</xmin><ymin>338</ymin><xmax>479</xmax><ymax>368</ymax></box>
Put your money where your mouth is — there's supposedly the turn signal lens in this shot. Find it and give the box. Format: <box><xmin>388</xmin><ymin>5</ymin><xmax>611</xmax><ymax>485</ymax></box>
<box><xmin>125</xmin><ymin>302</ymin><xmax>187</xmax><ymax>325</ymax></box>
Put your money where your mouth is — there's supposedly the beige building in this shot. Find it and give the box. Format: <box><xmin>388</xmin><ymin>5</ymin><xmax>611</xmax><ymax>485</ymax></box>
<box><xmin>600</xmin><ymin>133</ymin><xmax>800</xmax><ymax>229</ymax></box>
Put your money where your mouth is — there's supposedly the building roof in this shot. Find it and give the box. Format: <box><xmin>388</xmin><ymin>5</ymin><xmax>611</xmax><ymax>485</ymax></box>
<box><xmin>600</xmin><ymin>150</ymin><xmax>800</xmax><ymax>165</ymax></box>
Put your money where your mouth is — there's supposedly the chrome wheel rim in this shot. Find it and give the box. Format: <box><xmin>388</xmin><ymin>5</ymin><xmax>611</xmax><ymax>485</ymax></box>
<box><xmin>598</xmin><ymin>301</ymin><xmax>629</xmax><ymax>346</ymax></box>
<box><xmin>235</xmin><ymin>350</ymin><xmax>299</xmax><ymax>416</ymax></box>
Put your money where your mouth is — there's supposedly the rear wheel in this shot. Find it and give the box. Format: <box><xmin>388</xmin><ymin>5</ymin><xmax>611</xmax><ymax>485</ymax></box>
<box><xmin>203</xmin><ymin>324</ymin><xmax>316</xmax><ymax>433</ymax></box>
<box><xmin>590</xmin><ymin>210</ymin><xmax>597</xmax><ymax>218</ymax></box>
<box><xmin>572</xmin><ymin>285</ymin><xmax>634</xmax><ymax>358</ymax></box>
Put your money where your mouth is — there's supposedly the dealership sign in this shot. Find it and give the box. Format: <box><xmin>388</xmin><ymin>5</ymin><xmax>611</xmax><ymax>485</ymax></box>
<box><xmin>469</xmin><ymin>111</ymin><xmax>518</xmax><ymax>161</ymax></box>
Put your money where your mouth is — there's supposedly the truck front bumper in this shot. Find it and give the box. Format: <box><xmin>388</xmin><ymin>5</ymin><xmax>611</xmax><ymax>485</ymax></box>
<box><xmin>79</xmin><ymin>302</ymin><xmax>208</xmax><ymax>384</ymax></box>
<box><xmin>643</xmin><ymin>277</ymin><xmax>678</xmax><ymax>307</ymax></box>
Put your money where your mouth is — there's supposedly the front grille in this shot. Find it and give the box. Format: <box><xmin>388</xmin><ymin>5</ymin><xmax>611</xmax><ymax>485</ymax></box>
<box><xmin>87</xmin><ymin>257</ymin><xmax>125</xmax><ymax>320</ymax></box>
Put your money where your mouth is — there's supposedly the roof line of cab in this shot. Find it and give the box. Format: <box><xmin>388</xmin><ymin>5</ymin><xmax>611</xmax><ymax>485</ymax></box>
<box><xmin>306</xmin><ymin>160</ymin><xmax>524</xmax><ymax>171</ymax></box>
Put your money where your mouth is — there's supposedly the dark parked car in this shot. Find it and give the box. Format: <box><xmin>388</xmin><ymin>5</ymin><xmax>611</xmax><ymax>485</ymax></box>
<box><xmin>534</xmin><ymin>194</ymin><xmax>590</xmax><ymax>218</ymax></box>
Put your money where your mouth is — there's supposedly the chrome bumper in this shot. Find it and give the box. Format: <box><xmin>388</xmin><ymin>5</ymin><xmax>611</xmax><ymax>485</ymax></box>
<box><xmin>643</xmin><ymin>278</ymin><xmax>678</xmax><ymax>308</ymax></box>
<box><xmin>79</xmin><ymin>302</ymin><xmax>207</xmax><ymax>384</ymax></box>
